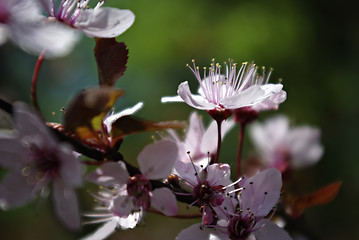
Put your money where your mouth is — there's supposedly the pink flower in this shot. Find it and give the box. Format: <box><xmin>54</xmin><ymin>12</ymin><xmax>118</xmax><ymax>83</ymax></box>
<box><xmin>164</xmin><ymin>112</ymin><xmax>234</xmax><ymax>175</ymax></box>
<box><xmin>0</xmin><ymin>102</ymin><xmax>82</xmax><ymax>230</ymax></box>
<box><xmin>81</xmin><ymin>188</ymin><xmax>143</xmax><ymax>240</ymax></box>
<box><xmin>177</xmin><ymin>168</ymin><xmax>292</xmax><ymax>240</ymax></box>
<box><xmin>39</xmin><ymin>0</ymin><xmax>135</xmax><ymax>38</ymax></box>
<box><xmin>249</xmin><ymin>115</ymin><xmax>323</xmax><ymax>172</ymax></box>
<box><xmin>162</xmin><ymin>59</ymin><xmax>284</xmax><ymax>121</ymax></box>
<box><xmin>176</xmin><ymin>162</ymin><xmax>234</xmax><ymax>225</ymax></box>
<box><xmin>0</xmin><ymin>0</ymin><xmax>79</xmax><ymax>58</ymax></box>
<box><xmin>87</xmin><ymin>140</ymin><xmax>179</xmax><ymax>217</ymax></box>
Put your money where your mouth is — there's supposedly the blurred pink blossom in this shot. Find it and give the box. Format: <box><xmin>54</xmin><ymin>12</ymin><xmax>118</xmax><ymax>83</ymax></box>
<box><xmin>0</xmin><ymin>102</ymin><xmax>82</xmax><ymax>230</ymax></box>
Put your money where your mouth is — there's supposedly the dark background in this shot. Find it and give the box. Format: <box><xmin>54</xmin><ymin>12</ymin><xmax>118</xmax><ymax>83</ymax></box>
<box><xmin>0</xmin><ymin>0</ymin><xmax>358</xmax><ymax>239</ymax></box>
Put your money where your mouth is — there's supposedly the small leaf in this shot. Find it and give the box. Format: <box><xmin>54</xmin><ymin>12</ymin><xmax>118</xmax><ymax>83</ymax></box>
<box><xmin>111</xmin><ymin>115</ymin><xmax>185</xmax><ymax>146</ymax></box>
<box><xmin>94</xmin><ymin>38</ymin><xmax>129</xmax><ymax>87</ymax></box>
<box><xmin>64</xmin><ymin>87</ymin><xmax>123</xmax><ymax>140</ymax></box>
<box><xmin>286</xmin><ymin>181</ymin><xmax>342</xmax><ymax>218</ymax></box>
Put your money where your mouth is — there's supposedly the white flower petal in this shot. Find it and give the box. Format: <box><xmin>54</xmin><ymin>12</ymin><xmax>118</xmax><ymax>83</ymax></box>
<box><xmin>75</xmin><ymin>8</ymin><xmax>135</xmax><ymax>38</ymax></box>
<box><xmin>38</xmin><ymin>0</ymin><xmax>54</xmax><ymax>16</ymax></box>
<box><xmin>252</xmin><ymin>90</ymin><xmax>287</xmax><ymax>112</ymax></box>
<box><xmin>287</xmin><ymin>127</ymin><xmax>323</xmax><ymax>168</ymax></box>
<box><xmin>176</xmin><ymin>223</ymin><xmax>227</xmax><ymax>240</ymax></box>
<box><xmin>111</xmin><ymin>195</ymin><xmax>134</xmax><ymax>217</ymax></box>
<box><xmin>0</xmin><ymin>173</ymin><xmax>35</xmax><ymax>209</ymax></box>
<box><xmin>9</xmin><ymin>19</ymin><xmax>80</xmax><ymax>58</ymax></box>
<box><xmin>177</xmin><ymin>81</ymin><xmax>217</xmax><ymax>110</ymax></box>
<box><xmin>254</xmin><ymin>219</ymin><xmax>292</xmax><ymax>240</ymax></box>
<box><xmin>59</xmin><ymin>144</ymin><xmax>83</xmax><ymax>187</ymax></box>
<box><xmin>87</xmin><ymin>162</ymin><xmax>129</xmax><ymax>187</ymax></box>
<box><xmin>241</xmin><ymin>168</ymin><xmax>282</xmax><ymax>217</ymax></box>
<box><xmin>104</xmin><ymin>102</ymin><xmax>143</xmax><ymax>133</ymax></box>
<box><xmin>52</xmin><ymin>180</ymin><xmax>81</xmax><ymax>230</ymax></box>
<box><xmin>0</xmin><ymin>138</ymin><xmax>24</xmax><ymax>169</ymax></box>
<box><xmin>151</xmin><ymin>188</ymin><xmax>178</xmax><ymax>216</ymax></box>
<box><xmin>161</xmin><ymin>95</ymin><xmax>184</xmax><ymax>103</ymax></box>
<box><xmin>249</xmin><ymin>115</ymin><xmax>290</xmax><ymax>164</ymax></box>
<box><xmin>200</xmin><ymin>118</ymin><xmax>235</xmax><ymax>155</ymax></box>
<box><xmin>13</xmin><ymin>102</ymin><xmax>57</xmax><ymax>148</ymax></box>
<box><xmin>118</xmin><ymin>211</ymin><xmax>142</xmax><ymax>229</ymax></box>
<box><xmin>184</xmin><ymin>112</ymin><xmax>205</xmax><ymax>156</ymax></box>
<box><xmin>206</xmin><ymin>164</ymin><xmax>231</xmax><ymax>187</ymax></box>
<box><xmin>220</xmin><ymin>85</ymin><xmax>266</xmax><ymax>109</ymax></box>
<box><xmin>138</xmin><ymin>140</ymin><xmax>178</xmax><ymax>180</ymax></box>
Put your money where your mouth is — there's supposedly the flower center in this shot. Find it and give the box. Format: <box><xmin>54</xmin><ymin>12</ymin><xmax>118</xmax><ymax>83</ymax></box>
<box><xmin>126</xmin><ymin>174</ymin><xmax>152</xmax><ymax>210</ymax></box>
<box><xmin>228</xmin><ymin>215</ymin><xmax>254</xmax><ymax>240</ymax></box>
<box><xmin>192</xmin><ymin>181</ymin><xmax>224</xmax><ymax>206</ymax></box>
<box><xmin>22</xmin><ymin>145</ymin><xmax>61</xmax><ymax>184</ymax></box>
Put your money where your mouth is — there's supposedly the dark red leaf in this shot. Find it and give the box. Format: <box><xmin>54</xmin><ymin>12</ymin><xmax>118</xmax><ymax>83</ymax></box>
<box><xmin>285</xmin><ymin>181</ymin><xmax>342</xmax><ymax>218</ymax></box>
<box><xmin>94</xmin><ymin>38</ymin><xmax>128</xmax><ymax>87</ymax></box>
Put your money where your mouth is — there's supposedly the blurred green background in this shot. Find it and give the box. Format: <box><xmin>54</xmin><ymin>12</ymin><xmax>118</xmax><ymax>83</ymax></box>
<box><xmin>0</xmin><ymin>0</ymin><xmax>358</xmax><ymax>239</ymax></box>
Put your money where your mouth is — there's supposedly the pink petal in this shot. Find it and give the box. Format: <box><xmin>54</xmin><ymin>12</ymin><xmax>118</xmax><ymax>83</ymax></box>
<box><xmin>254</xmin><ymin>219</ymin><xmax>292</xmax><ymax>240</ymax></box>
<box><xmin>249</xmin><ymin>115</ymin><xmax>289</xmax><ymax>163</ymax></box>
<box><xmin>220</xmin><ymin>85</ymin><xmax>265</xmax><ymax>109</ymax></box>
<box><xmin>111</xmin><ymin>195</ymin><xmax>134</xmax><ymax>217</ymax></box>
<box><xmin>52</xmin><ymin>180</ymin><xmax>81</xmax><ymax>230</ymax></box>
<box><xmin>176</xmin><ymin>223</ymin><xmax>227</xmax><ymax>240</ymax></box>
<box><xmin>252</xmin><ymin>90</ymin><xmax>287</xmax><ymax>112</ymax></box>
<box><xmin>13</xmin><ymin>102</ymin><xmax>57</xmax><ymax>147</ymax></box>
<box><xmin>0</xmin><ymin>138</ymin><xmax>24</xmax><ymax>170</ymax></box>
<box><xmin>184</xmin><ymin>112</ymin><xmax>205</xmax><ymax>156</ymax></box>
<box><xmin>75</xmin><ymin>8</ymin><xmax>135</xmax><ymax>38</ymax></box>
<box><xmin>173</xmin><ymin>160</ymin><xmax>199</xmax><ymax>187</ymax></box>
<box><xmin>206</xmin><ymin>164</ymin><xmax>231</xmax><ymax>187</ymax></box>
<box><xmin>151</xmin><ymin>188</ymin><xmax>178</xmax><ymax>216</ymax></box>
<box><xmin>241</xmin><ymin>168</ymin><xmax>282</xmax><ymax>217</ymax></box>
<box><xmin>177</xmin><ymin>81</ymin><xmax>217</xmax><ymax>110</ymax></box>
<box><xmin>9</xmin><ymin>19</ymin><xmax>79</xmax><ymax>58</ymax></box>
<box><xmin>86</xmin><ymin>162</ymin><xmax>129</xmax><ymax>187</ymax></box>
<box><xmin>58</xmin><ymin>144</ymin><xmax>83</xmax><ymax>187</ymax></box>
<box><xmin>0</xmin><ymin>173</ymin><xmax>35</xmax><ymax>209</ymax></box>
<box><xmin>200</xmin><ymin>118</ymin><xmax>235</xmax><ymax>155</ymax></box>
<box><xmin>138</xmin><ymin>140</ymin><xmax>178</xmax><ymax>180</ymax></box>
<box><xmin>38</xmin><ymin>0</ymin><xmax>54</xmax><ymax>16</ymax></box>
<box><xmin>287</xmin><ymin>127</ymin><xmax>323</xmax><ymax>168</ymax></box>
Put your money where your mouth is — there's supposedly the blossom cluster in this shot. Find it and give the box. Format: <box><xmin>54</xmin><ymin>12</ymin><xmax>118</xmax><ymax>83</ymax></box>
<box><xmin>0</xmin><ymin>2</ymin><xmax>341</xmax><ymax>240</ymax></box>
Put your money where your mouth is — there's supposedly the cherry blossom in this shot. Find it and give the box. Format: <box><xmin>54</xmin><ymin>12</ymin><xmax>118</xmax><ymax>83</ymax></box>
<box><xmin>164</xmin><ymin>112</ymin><xmax>234</xmax><ymax>176</ymax></box>
<box><xmin>39</xmin><ymin>0</ymin><xmax>135</xmax><ymax>38</ymax></box>
<box><xmin>81</xmin><ymin>188</ymin><xmax>143</xmax><ymax>240</ymax></box>
<box><xmin>0</xmin><ymin>0</ymin><xmax>79</xmax><ymax>58</ymax></box>
<box><xmin>87</xmin><ymin>140</ymin><xmax>179</xmax><ymax>218</ymax></box>
<box><xmin>162</xmin><ymin>59</ymin><xmax>284</xmax><ymax>121</ymax></box>
<box><xmin>232</xmin><ymin>67</ymin><xmax>286</xmax><ymax>124</ymax></box>
<box><xmin>249</xmin><ymin>115</ymin><xmax>323</xmax><ymax>172</ymax></box>
<box><xmin>174</xmin><ymin>160</ymin><xmax>234</xmax><ymax>225</ymax></box>
<box><xmin>176</xmin><ymin>168</ymin><xmax>292</xmax><ymax>240</ymax></box>
<box><xmin>0</xmin><ymin>102</ymin><xmax>82</xmax><ymax>230</ymax></box>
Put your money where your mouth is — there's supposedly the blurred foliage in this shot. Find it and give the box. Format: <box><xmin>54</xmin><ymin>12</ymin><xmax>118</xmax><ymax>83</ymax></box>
<box><xmin>0</xmin><ymin>0</ymin><xmax>358</xmax><ymax>239</ymax></box>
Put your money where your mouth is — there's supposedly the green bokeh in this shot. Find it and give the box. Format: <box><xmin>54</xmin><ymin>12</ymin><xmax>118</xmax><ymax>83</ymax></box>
<box><xmin>0</xmin><ymin>0</ymin><xmax>358</xmax><ymax>239</ymax></box>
